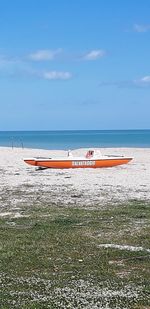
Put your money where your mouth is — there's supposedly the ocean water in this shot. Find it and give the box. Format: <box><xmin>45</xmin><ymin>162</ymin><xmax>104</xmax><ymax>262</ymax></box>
<box><xmin>0</xmin><ymin>130</ymin><xmax>150</xmax><ymax>150</ymax></box>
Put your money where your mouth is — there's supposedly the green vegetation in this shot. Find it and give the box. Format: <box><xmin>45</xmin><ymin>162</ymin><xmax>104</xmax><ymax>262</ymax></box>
<box><xmin>0</xmin><ymin>201</ymin><xmax>150</xmax><ymax>308</ymax></box>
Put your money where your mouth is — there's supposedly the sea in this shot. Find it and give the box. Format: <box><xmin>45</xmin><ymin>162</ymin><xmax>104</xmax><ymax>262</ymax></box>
<box><xmin>0</xmin><ymin>130</ymin><xmax>150</xmax><ymax>150</ymax></box>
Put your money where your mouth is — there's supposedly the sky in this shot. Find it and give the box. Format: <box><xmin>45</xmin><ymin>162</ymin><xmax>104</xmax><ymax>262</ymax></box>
<box><xmin>0</xmin><ymin>0</ymin><xmax>150</xmax><ymax>130</ymax></box>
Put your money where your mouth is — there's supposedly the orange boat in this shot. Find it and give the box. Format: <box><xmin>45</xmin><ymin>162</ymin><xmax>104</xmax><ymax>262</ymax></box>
<box><xmin>24</xmin><ymin>149</ymin><xmax>133</xmax><ymax>169</ymax></box>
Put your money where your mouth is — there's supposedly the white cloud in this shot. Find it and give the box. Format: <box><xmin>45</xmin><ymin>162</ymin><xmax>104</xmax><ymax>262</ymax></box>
<box><xmin>99</xmin><ymin>76</ymin><xmax>150</xmax><ymax>88</ymax></box>
<box><xmin>0</xmin><ymin>55</ymin><xmax>19</xmax><ymax>67</ymax></box>
<box><xmin>0</xmin><ymin>55</ymin><xmax>26</xmax><ymax>76</ymax></box>
<box><xmin>42</xmin><ymin>71</ymin><xmax>72</xmax><ymax>80</ymax></box>
<box><xmin>0</xmin><ymin>55</ymin><xmax>72</xmax><ymax>81</ymax></box>
<box><xmin>83</xmin><ymin>49</ymin><xmax>106</xmax><ymax>60</ymax></box>
<box><xmin>133</xmin><ymin>23</ymin><xmax>150</xmax><ymax>33</ymax></box>
<box><xmin>134</xmin><ymin>76</ymin><xmax>150</xmax><ymax>87</ymax></box>
<box><xmin>28</xmin><ymin>49</ymin><xmax>62</xmax><ymax>61</ymax></box>
<box><xmin>139</xmin><ymin>76</ymin><xmax>150</xmax><ymax>82</ymax></box>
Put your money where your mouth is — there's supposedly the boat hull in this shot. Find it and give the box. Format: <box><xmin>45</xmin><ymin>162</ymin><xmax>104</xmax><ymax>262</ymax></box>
<box><xmin>24</xmin><ymin>157</ymin><xmax>132</xmax><ymax>169</ymax></box>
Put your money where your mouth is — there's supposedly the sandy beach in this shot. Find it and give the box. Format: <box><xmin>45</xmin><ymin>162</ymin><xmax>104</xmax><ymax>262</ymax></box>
<box><xmin>1</xmin><ymin>147</ymin><xmax>150</xmax><ymax>308</ymax></box>
<box><xmin>0</xmin><ymin>146</ymin><xmax>150</xmax><ymax>216</ymax></box>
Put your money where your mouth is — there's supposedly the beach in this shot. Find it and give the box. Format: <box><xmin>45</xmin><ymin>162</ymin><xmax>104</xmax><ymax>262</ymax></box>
<box><xmin>0</xmin><ymin>146</ymin><xmax>150</xmax><ymax>308</ymax></box>
<box><xmin>0</xmin><ymin>146</ymin><xmax>150</xmax><ymax>216</ymax></box>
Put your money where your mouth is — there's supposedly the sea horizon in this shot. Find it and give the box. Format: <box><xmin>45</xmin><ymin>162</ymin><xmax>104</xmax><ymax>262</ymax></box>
<box><xmin>0</xmin><ymin>128</ymin><xmax>149</xmax><ymax>132</ymax></box>
<box><xmin>0</xmin><ymin>129</ymin><xmax>150</xmax><ymax>150</ymax></box>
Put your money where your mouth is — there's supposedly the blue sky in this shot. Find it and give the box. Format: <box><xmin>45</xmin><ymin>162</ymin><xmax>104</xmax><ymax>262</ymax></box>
<box><xmin>0</xmin><ymin>0</ymin><xmax>150</xmax><ymax>130</ymax></box>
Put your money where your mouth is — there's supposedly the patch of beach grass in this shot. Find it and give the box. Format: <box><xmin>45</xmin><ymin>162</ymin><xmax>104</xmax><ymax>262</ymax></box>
<box><xmin>0</xmin><ymin>201</ymin><xmax>150</xmax><ymax>308</ymax></box>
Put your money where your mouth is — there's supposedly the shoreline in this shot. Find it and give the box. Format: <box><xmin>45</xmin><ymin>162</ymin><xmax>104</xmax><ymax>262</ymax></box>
<box><xmin>0</xmin><ymin>145</ymin><xmax>150</xmax><ymax>151</ymax></box>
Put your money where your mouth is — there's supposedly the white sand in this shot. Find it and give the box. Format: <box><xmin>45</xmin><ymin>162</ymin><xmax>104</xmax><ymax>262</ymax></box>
<box><xmin>0</xmin><ymin>147</ymin><xmax>150</xmax><ymax>211</ymax></box>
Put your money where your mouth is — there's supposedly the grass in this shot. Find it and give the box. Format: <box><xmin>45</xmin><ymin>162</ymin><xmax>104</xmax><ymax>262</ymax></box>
<box><xmin>0</xmin><ymin>200</ymin><xmax>150</xmax><ymax>308</ymax></box>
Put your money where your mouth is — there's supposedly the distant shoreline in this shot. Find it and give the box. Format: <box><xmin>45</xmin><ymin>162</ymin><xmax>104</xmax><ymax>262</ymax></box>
<box><xmin>2</xmin><ymin>146</ymin><xmax>150</xmax><ymax>150</ymax></box>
